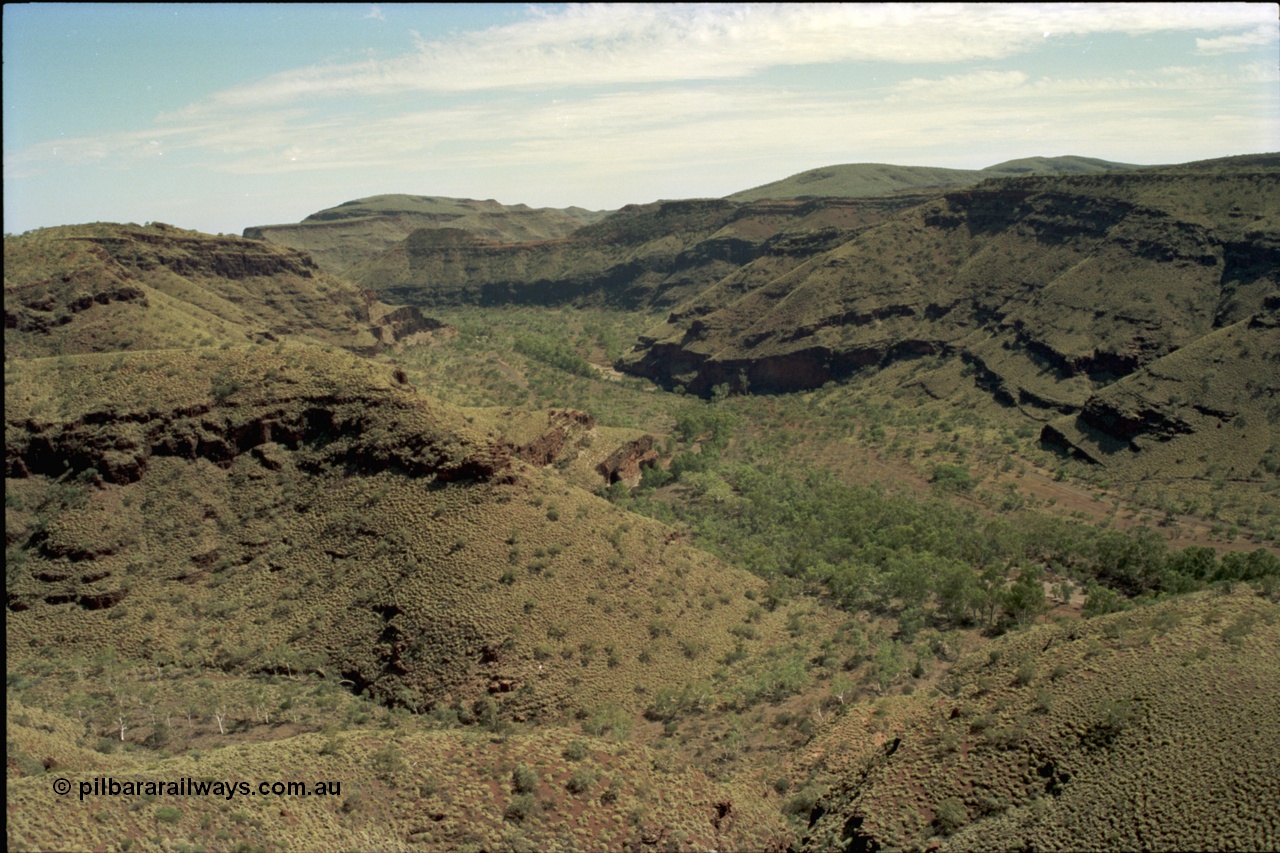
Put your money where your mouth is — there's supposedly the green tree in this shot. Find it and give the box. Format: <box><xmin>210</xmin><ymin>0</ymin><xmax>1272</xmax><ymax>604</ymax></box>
<box><xmin>935</xmin><ymin>797</ymin><xmax>968</xmax><ymax>835</ymax></box>
<box><xmin>1093</xmin><ymin>527</ymin><xmax>1167</xmax><ymax>595</ymax></box>
<box><xmin>1004</xmin><ymin>568</ymin><xmax>1046</xmax><ymax>627</ymax></box>
<box><xmin>512</xmin><ymin>764</ymin><xmax>538</xmax><ymax>794</ymax></box>
<box><xmin>1082</xmin><ymin>583</ymin><xmax>1129</xmax><ymax>617</ymax></box>
<box><xmin>884</xmin><ymin>551</ymin><xmax>932</xmax><ymax>609</ymax></box>
<box><xmin>931</xmin><ymin>463</ymin><xmax>975</xmax><ymax>493</ymax></box>
<box><xmin>935</xmin><ymin>559</ymin><xmax>978</xmax><ymax>625</ymax></box>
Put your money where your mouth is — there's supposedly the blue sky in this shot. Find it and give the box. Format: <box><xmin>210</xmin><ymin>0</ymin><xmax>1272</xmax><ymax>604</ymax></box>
<box><xmin>5</xmin><ymin>3</ymin><xmax>1277</xmax><ymax>235</ymax></box>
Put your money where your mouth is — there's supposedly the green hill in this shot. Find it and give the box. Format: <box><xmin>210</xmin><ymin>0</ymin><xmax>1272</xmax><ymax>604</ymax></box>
<box><xmin>982</xmin><ymin>154</ymin><xmax>1143</xmax><ymax>175</ymax></box>
<box><xmin>727</xmin><ymin>155</ymin><xmax>1141</xmax><ymax>202</ymax></box>
<box><xmin>6</xmin><ymin>153</ymin><xmax>1279</xmax><ymax>852</ymax></box>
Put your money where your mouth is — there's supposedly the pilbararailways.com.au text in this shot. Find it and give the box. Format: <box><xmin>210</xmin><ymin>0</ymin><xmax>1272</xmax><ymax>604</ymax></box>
<box><xmin>55</xmin><ymin>776</ymin><xmax>341</xmax><ymax>802</ymax></box>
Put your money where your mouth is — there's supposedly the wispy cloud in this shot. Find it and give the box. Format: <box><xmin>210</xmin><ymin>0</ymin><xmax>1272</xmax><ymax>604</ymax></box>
<box><xmin>1196</xmin><ymin>22</ymin><xmax>1279</xmax><ymax>55</ymax></box>
<box><xmin>892</xmin><ymin>70</ymin><xmax>1030</xmax><ymax>99</ymax></box>
<box><xmin>363</xmin><ymin>5</ymin><xmax>386</xmax><ymax>23</ymax></box>
<box><xmin>161</xmin><ymin>3</ymin><xmax>1274</xmax><ymax>113</ymax></box>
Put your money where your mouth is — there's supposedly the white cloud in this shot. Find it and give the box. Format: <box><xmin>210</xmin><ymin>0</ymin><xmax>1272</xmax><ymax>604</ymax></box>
<box><xmin>364</xmin><ymin>6</ymin><xmax>386</xmax><ymax>23</ymax></box>
<box><xmin>893</xmin><ymin>70</ymin><xmax>1030</xmax><ymax>99</ymax></box>
<box><xmin>8</xmin><ymin>47</ymin><xmax>1274</xmax><ymax>187</ymax></box>
<box><xmin>164</xmin><ymin>3</ymin><xmax>1277</xmax><ymax>113</ymax></box>
<box><xmin>1196</xmin><ymin>22</ymin><xmax>1280</xmax><ymax>55</ymax></box>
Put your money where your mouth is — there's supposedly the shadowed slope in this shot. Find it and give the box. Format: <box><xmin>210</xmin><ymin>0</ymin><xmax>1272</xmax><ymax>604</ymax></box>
<box><xmin>620</xmin><ymin>160</ymin><xmax>1280</xmax><ymax>485</ymax></box>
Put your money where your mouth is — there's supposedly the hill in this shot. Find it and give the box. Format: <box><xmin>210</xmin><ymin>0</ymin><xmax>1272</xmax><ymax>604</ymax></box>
<box><xmin>3</xmin><ymin>222</ymin><xmax>449</xmax><ymax>358</ymax></box>
<box><xmin>7</xmin><ymin>154</ymin><xmax>1280</xmax><ymax>852</ymax></box>
<box><xmin>247</xmin><ymin>156</ymin><xmax>1139</xmax><ymax>303</ymax></box>
<box><xmin>1043</xmin><ymin>307</ymin><xmax>1280</xmax><ymax>482</ymax></box>
<box><xmin>243</xmin><ymin>194</ymin><xmax>607</xmax><ymax>275</ymax></box>
<box><xmin>348</xmin><ymin>195</ymin><xmax>933</xmax><ymax>309</ymax></box>
<box><xmin>982</xmin><ymin>154</ymin><xmax>1143</xmax><ymax>175</ymax></box>
<box><xmin>727</xmin><ymin>155</ymin><xmax>1141</xmax><ymax>202</ymax></box>
<box><xmin>797</xmin><ymin>588</ymin><xmax>1280</xmax><ymax>852</ymax></box>
<box><xmin>4</xmin><ymin>222</ymin><xmax>829</xmax><ymax>851</ymax></box>
<box><xmin>619</xmin><ymin>158</ymin><xmax>1280</xmax><ymax>486</ymax></box>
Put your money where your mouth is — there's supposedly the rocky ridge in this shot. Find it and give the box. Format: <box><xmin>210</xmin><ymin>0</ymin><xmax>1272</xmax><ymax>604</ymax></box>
<box><xmin>347</xmin><ymin>195</ymin><xmax>934</xmax><ymax>310</ymax></box>
<box><xmin>618</xmin><ymin>162</ymin><xmax>1280</xmax><ymax>475</ymax></box>
<box><xmin>4</xmin><ymin>222</ymin><xmax>451</xmax><ymax>358</ymax></box>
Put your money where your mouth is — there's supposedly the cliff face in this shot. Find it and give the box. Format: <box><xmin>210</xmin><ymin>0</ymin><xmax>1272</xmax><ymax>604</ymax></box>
<box><xmin>74</xmin><ymin>225</ymin><xmax>321</xmax><ymax>280</ymax></box>
<box><xmin>619</xmin><ymin>167</ymin><xmax>1279</xmax><ymax>424</ymax></box>
<box><xmin>1040</xmin><ymin>305</ymin><xmax>1280</xmax><ymax>479</ymax></box>
<box><xmin>349</xmin><ymin>195</ymin><xmax>933</xmax><ymax>310</ymax></box>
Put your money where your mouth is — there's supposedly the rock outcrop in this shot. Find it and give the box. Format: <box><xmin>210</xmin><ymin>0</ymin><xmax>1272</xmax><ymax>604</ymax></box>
<box><xmin>1041</xmin><ymin>306</ymin><xmax>1280</xmax><ymax>479</ymax></box>
<box><xmin>596</xmin><ymin>436</ymin><xmax>660</xmax><ymax>487</ymax></box>
<box><xmin>619</xmin><ymin>163</ymin><xmax>1280</xmax><ymax>436</ymax></box>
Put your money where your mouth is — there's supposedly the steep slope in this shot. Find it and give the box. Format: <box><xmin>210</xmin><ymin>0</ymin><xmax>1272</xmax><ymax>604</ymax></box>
<box><xmin>5</xmin><ymin>222</ymin><xmax>822</xmax><ymax>852</ymax></box>
<box><xmin>1042</xmin><ymin>304</ymin><xmax>1280</xmax><ymax>480</ymax></box>
<box><xmin>796</xmin><ymin>588</ymin><xmax>1280</xmax><ymax>852</ymax></box>
<box><xmin>7</xmin><ymin>719</ymin><xmax>791</xmax><ymax>852</ymax></box>
<box><xmin>3</xmin><ymin>222</ymin><xmax>448</xmax><ymax>358</ymax></box>
<box><xmin>350</xmin><ymin>195</ymin><xmax>933</xmax><ymax>310</ymax></box>
<box><xmin>620</xmin><ymin>161</ymin><xmax>1280</xmax><ymax>457</ymax></box>
<box><xmin>243</xmin><ymin>194</ymin><xmax>606</xmax><ymax>274</ymax></box>
<box><xmin>727</xmin><ymin>155</ymin><xmax>1141</xmax><ymax>202</ymax></box>
<box><xmin>6</xmin><ymin>339</ymin><xmax>816</xmax><ymax>725</ymax></box>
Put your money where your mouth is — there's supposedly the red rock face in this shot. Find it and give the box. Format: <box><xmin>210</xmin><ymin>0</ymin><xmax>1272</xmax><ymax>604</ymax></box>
<box><xmin>515</xmin><ymin>409</ymin><xmax>596</xmax><ymax>467</ymax></box>
<box><xmin>596</xmin><ymin>436</ymin><xmax>659</xmax><ymax>487</ymax></box>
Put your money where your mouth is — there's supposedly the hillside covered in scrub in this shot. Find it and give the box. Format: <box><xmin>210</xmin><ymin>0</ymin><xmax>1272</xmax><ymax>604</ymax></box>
<box><xmin>343</xmin><ymin>194</ymin><xmax>933</xmax><ymax>310</ymax></box>
<box><xmin>6</xmin><ymin>155</ymin><xmax>1280</xmax><ymax>853</ymax></box>
<box><xmin>619</xmin><ymin>156</ymin><xmax>1280</xmax><ymax>489</ymax></box>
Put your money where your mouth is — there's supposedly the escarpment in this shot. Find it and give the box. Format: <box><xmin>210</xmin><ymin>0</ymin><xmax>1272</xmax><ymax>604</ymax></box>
<box><xmin>69</xmin><ymin>222</ymin><xmax>321</xmax><ymax>280</ymax></box>
<box><xmin>349</xmin><ymin>195</ymin><xmax>931</xmax><ymax>310</ymax></box>
<box><xmin>4</xmin><ymin>346</ymin><xmax>512</xmax><ymax>490</ymax></box>
<box><xmin>5</xmin><ymin>347</ymin><xmax>776</xmax><ymax>725</ymax></box>
<box><xmin>618</xmin><ymin>167</ymin><xmax>1279</xmax><ymax>471</ymax></box>
<box><xmin>243</xmin><ymin>193</ymin><xmax>605</xmax><ymax>274</ymax></box>
<box><xmin>1040</xmin><ymin>306</ymin><xmax>1280</xmax><ymax>479</ymax></box>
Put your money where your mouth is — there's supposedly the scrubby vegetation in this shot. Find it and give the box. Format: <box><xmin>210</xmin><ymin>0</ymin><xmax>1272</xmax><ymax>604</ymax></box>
<box><xmin>7</xmin><ymin>154</ymin><xmax>1279</xmax><ymax>852</ymax></box>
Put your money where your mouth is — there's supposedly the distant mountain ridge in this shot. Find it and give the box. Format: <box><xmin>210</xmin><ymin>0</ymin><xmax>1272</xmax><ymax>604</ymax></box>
<box><xmin>242</xmin><ymin>155</ymin><xmax>1142</xmax><ymax>277</ymax></box>
<box><xmin>243</xmin><ymin>194</ymin><xmax>607</xmax><ymax>274</ymax></box>
<box><xmin>346</xmin><ymin>194</ymin><xmax>934</xmax><ymax>309</ymax></box>
<box><xmin>727</xmin><ymin>155</ymin><xmax>1143</xmax><ymax>202</ymax></box>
